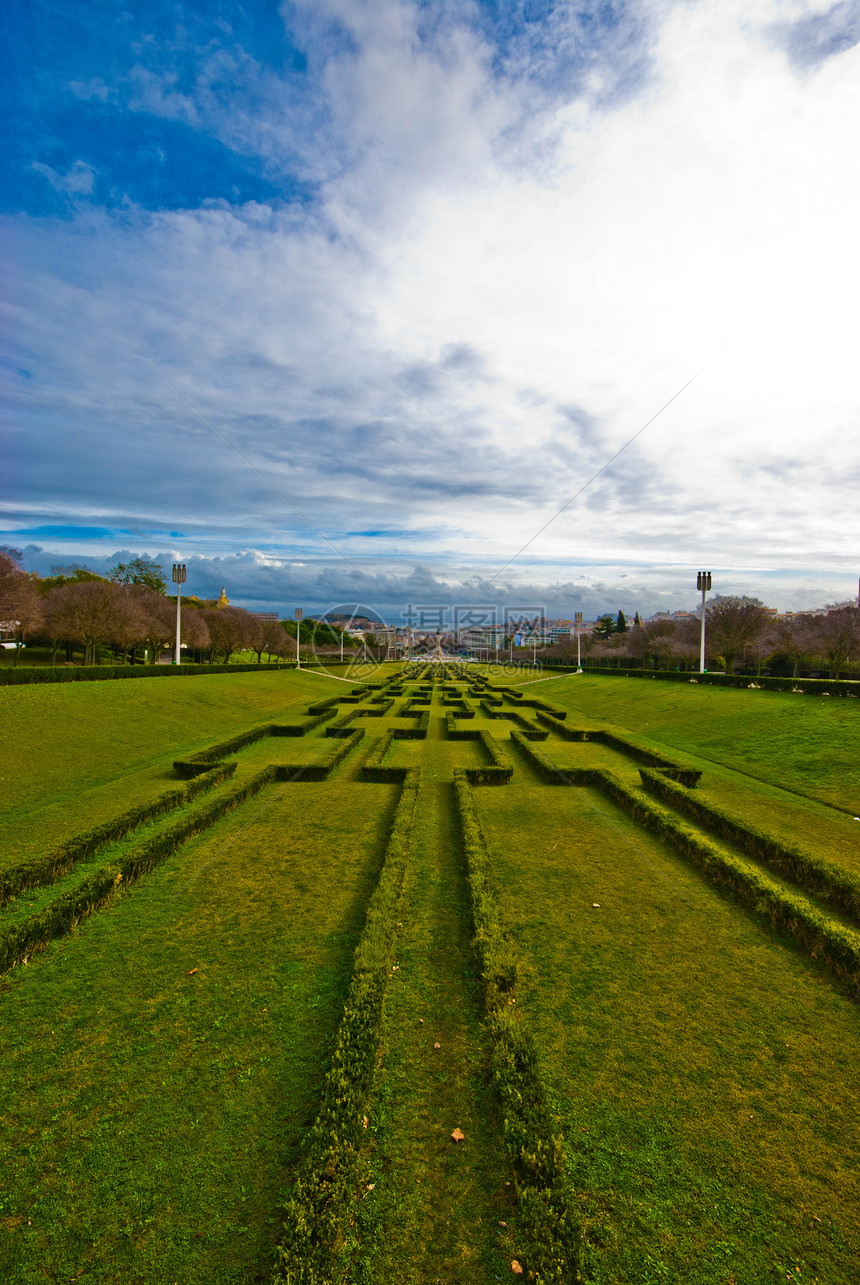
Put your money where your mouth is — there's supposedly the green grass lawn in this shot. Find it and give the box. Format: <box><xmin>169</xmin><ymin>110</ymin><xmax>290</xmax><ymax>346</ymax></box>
<box><xmin>0</xmin><ymin>772</ymin><xmax>399</xmax><ymax>1284</ymax></box>
<box><xmin>526</xmin><ymin>673</ymin><xmax>860</xmax><ymax>811</ymax></box>
<box><xmin>3</xmin><ymin>666</ymin><xmax>860</xmax><ymax>1283</ymax></box>
<box><xmin>0</xmin><ymin>669</ymin><xmax>353</xmax><ymax>862</ymax></box>
<box><xmin>475</xmin><ymin>775</ymin><xmax>860</xmax><ymax>1284</ymax></box>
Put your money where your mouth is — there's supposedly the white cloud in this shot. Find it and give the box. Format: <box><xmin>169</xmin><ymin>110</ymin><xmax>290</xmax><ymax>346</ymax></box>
<box><xmin>31</xmin><ymin>159</ymin><xmax>97</xmax><ymax>196</ymax></box>
<box><xmin>7</xmin><ymin>0</ymin><xmax>860</xmax><ymax>615</ymax></box>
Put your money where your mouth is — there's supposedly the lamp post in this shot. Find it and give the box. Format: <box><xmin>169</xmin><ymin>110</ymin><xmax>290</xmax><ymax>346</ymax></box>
<box><xmin>697</xmin><ymin>572</ymin><xmax>712</xmax><ymax>673</ymax></box>
<box><xmin>295</xmin><ymin>607</ymin><xmax>302</xmax><ymax>668</ymax></box>
<box><xmin>574</xmin><ymin>611</ymin><xmax>583</xmax><ymax>672</ymax></box>
<box><xmin>172</xmin><ymin>563</ymin><xmax>186</xmax><ymax>664</ymax></box>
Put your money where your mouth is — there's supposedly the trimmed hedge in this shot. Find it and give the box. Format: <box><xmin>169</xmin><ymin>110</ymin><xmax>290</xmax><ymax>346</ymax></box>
<box><xmin>0</xmin><ymin>662</ymin><xmax>290</xmax><ymax>685</ymax></box>
<box><xmin>638</xmin><ymin>767</ymin><xmax>860</xmax><ymax>924</ymax></box>
<box><xmin>274</xmin><ymin>730</ymin><xmax>364</xmax><ymax>781</ymax></box>
<box><xmin>589</xmin><ymin>770</ymin><xmax>860</xmax><ymax>991</ymax></box>
<box><xmin>173</xmin><ymin>711</ymin><xmax>339</xmax><ymax>774</ymax></box>
<box><xmin>465</xmin><ymin>731</ymin><xmax>514</xmax><ymax>785</ymax></box>
<box><xmin>0</xmin><ymin>766</ymin><xmax>277</xmax><ymax>975</ymax></box>
<box><xmin>578</xmin><ymin>668</ymin><xmax>860</xmax><ymax>697</ymax></box>
<box><xmin>536</xmin><ymin>715</ymin><xmax>701</xmax><ymax>785</ymax></box>
<box><xmin>0</xmin><ymin>764</ymin><xmax>236</xmax><ymax>906</ymax></box>
<box><xmin>453</xmin><ymin>771</ymin><xmax>582</xmax><ymax>1284</ymax></box>
<box><xmin>274</xmin><ymin>769</ymin><xmax>421</xmax><ymax>1284</ymax></box>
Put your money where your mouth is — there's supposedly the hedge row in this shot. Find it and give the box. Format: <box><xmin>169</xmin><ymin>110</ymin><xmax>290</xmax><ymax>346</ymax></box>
<box><xmin>0</xmin><ymin>764</ymin><xmax>236</xmax><ymax>907</ymax></box>
<box><xmin>638</xmin><ymin>767</ymin><xmax>860</xmax><ymax>924</ymax></box>
<box><xmin>453</xmin><ymin>771</ymin><xmax>583</xmax><ymax>1284</ymax></box>
<box><xmin>0</xmin><ymin>662</ymin><xmax>292</xmax><ymax>686</ymax></box>
<box><xmin>173</xmin><ymin>709</ymin><xmax>342</xmax><ymax>776</ymax></box>
<box><xmin>508</xmin><ymin>693</ymin><xmax>568</xmax><ymax>720</ymax></box>
<box><xmin>0</xmin><ymin>766</ymin><xmax>277</xmax><ymax>975</ymax></box>
<box><xmin>274</xmin><ymin>730</ymin><xmax>365</xmax><ymax>782</ymax></box>
<box><xmin>465</xmin><ymin>731</ymin><xmax>514</xmax><ymax>785</ymax></box>
<box><xmin>535</xmin><ymin>715</ymin><xmax>701</xmax><ymax>785</ymax></box>
<box><xmin>590</xmin><ymin>770</ymin><xmax>860</xmax><ymax>991</ymax></box>
<box><xmin>510</xmin><ymin>731</ymin><xmax>584</xmax><ymax>784</ymax></box>
<box><xmin>578</xmin><ymin>668</ymin><xmax>860</xmax><ymax>697</ymax></box>
<box><xmin>361</xmin><ymin>730</ymin><xmax>412</xmax><ymax>783</ymax></box>
<box><xmin>273</xmin><ymin>769</ymin><xmax>421</xmax><ymax>1284</ymax></box>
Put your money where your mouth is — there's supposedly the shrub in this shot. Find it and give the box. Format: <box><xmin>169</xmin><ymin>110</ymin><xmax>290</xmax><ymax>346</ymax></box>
<box><xmin>453</xmin><ymin>771</ymin><xmax>582</xmax><ymax>1284</ymax></box>
<box><xmin>273</xmin><ymin>770</ymin><xmax>420</xmax><ymax>1283</ymax></box>
<box><xmin>0</xmin><ymin>764</ymin><xmax>235</xmax><ymax>906</ymax></box>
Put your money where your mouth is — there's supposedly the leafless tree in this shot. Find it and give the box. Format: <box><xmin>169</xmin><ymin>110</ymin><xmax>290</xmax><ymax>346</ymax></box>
<box><xmin>181</xmin><ymin>608</ymin><xmax>211</xmax><ymax>661</ymax></box>
<box><xmin>705</xmin><ymin>596</ymin><xmax>767</xmax><ymax>674</ymax></box>
<box><xmin>130</xmin><ymin>587</ymin><xmax>176</xmax><ymax>664</ymax></box>
<box><xmin>0</xmin><ymin>551</ymin><xmax>44</xmax><ymax>664</ymax></box>
<box><xmin>206</xmin><ymin>606</ymin><xmax>255</xmax><ymax>663</ymax></box>
<box><xmin>770</xmin><ymin>614</ymin><xmax>816</xmax><ymax>678</ymax></box>
<box><xmin>43</xmin><ymin>580</ymin><xmax>129</xmax><ymax>665</ymax></box>
<box><xmin>807</xmin><ymin>603</ymin><xmax>860</xmax><ymax>677</ymax></box>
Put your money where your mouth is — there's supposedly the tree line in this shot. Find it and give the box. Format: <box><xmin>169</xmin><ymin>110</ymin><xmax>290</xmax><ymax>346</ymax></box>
<box><xmin>548</xmin><ymin>596</ymin><xmax>860</xmax><ymax>678</ymax></box>
<box><xmin>0</xmin><ymin>552</ymin><xmax>350</xmax><ymax>666</ymax></box>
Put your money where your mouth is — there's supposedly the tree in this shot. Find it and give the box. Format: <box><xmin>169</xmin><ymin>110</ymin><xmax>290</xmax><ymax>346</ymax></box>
<box><xmin>593</xmin><ymin>614</ymin><xmax>617</xmax><ymax>639</ymax></box>
<box><xmin>705</xmin><ymin>596</ymin><xmax>767</xmax><ymax>674</ymax></box>
<box><xmin>771</xmin><ymin>613</ymin><xmax>816</xmax><ymax>678</ymax></box>
<box><xmin>616</xmin><ymin>610</ymin><xmax>628</xmax><ymax>634</ymax></box>
<box><xmin>807</xmin><ymin>603</ymin><xmax>860</xmax><ymax>678</ymax></box>
<box><xmin>109</xmin><ymin>558</ymin><xmax>168</xmax><ymax>595</ymax></box>
<box><xmin>128</xmin><ymin>587</ymin><xmax>175</xmax><ymax>664</ymax></box>
<box><xmin>43</xmin><ymin>580</ymin><xmax>129</xmax><ymax>665</ymax></box>
<box><xmin>181</xmin><ymin>608</ymin><xmax>211</xmax><ymax>663</ymax></box>
<box><xmin>0</xmin><ymin>552</ymin><xmax>44</xmax><ymax>664</ymax></box>
<box><xmin>206</xmin><ymin>607</ymin><xmax>255</xmax><ymax>663</ymax></box>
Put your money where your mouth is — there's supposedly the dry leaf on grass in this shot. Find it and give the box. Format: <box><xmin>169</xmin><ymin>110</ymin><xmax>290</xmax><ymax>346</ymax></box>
<box><xmin>187</xmin><ymin>968</ymin><xmax>199</xmax><ymax>975</ymax></box>
<box><xmin>511</xmin><ymin>1261</ymin><xmax>523</xmax><ymax>1275</ymax></box>
<box><xmin>451</xmin><ymin>1128</ymin><xmax>465</xmax><ymax>1142</ymax></box>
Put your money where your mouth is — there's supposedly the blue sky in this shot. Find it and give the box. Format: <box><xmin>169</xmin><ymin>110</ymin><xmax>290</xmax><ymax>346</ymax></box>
<box><xmin>3</xmin><ymin>0</ymin><xmax>859</xmax><ymax>620</ymax></box>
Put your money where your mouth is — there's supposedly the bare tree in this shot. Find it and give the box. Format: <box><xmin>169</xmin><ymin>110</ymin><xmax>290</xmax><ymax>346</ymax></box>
<box><xmin>181</xmin><ymin>609</ymin><xmax>211</xmax><ymax>662</ymax></box>
<box><xmin>129</xmin><ymin>587</ymin><xmax>176</xmax><ymax>664</ymax></box>
<box><xmin>807</xmin><ymin>603</ymin><xmax>860</xmax><ymax>678</ymax></box>
<box><xmin>262</xmin><ymin>619</ymin><xmax>289</xmax><ymax>663</ymax></box>
<box><xmin>705</xmin><ymin>596</ymin><xmax>767</xmax><ymax>674</ymax></box>
<box><xmin>206</xmin><ymin>607</ymin><xmax>255</xmax><ymax>663</ymax></box>
<box><xmin>43</xmin><ymin>580</ymin><xmax>129</xmax><ymax>665</ymax></box>
<box><xmin>771</xmin><ymin>614</ymin><xmax>816</xmax><ymax>678</ymax></box>
<box><xmin>0</xmin><ymin>552</ymin><xmax>44</xmax><ymax>664</ymax></box>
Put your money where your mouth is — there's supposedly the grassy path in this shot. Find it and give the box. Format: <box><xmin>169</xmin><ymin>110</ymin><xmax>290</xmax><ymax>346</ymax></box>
<box><xmin>350</xmin><ymin>711</ymin><xmax>515</xmax><ymax>1284</ymax></box>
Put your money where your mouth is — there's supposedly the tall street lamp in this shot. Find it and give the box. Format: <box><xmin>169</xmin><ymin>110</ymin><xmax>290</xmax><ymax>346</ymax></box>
<box><xmin>172</xmin><ymin>563</ymin><xmax>186</xmax><ymax>664</ymax></box>
<box><xmin>697</xmin><ymin>572</ymin><xmax>712</xmax><ymax>673</ymax></box>
<box><xmin>574</xmin><ymin>611</ymin><xmax>583</xmax><ymax>672</ymax></box>
<box><xmin>295</xmin><ymin>607</ymin><xmax>303</xmax><ymax>668</ymax></box>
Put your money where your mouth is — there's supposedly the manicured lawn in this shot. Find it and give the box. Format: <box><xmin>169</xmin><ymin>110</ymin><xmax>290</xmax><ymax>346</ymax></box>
<box><xmin>0</xmin><ymin>774</ymin><xmax>398</xmax><ymax>1284</ymax></box>
<box><xmin>4</xmin><ymin>665</ymin><xmax>860</xmax><ymax>1283</ymax></box>
<box><xmin>0</xmin><ymin>669</ymin><xmax>344</xmax><ymax>861</ymax></box>
<box><xmin>475</xmin><ymin>777</ymin><xmax>860</xmax><ymax>1283</ymax></box>
<box><xmin>527</xmin><ymin>673</ymin><xmax>860</xmax><ymax>810</ymax></box>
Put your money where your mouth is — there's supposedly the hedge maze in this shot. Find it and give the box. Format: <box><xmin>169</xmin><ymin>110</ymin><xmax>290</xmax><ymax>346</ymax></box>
<box><xmin>3</xmin><ymin>666</ymin><xmax>860</xmax><ymax>1283</ymax></box>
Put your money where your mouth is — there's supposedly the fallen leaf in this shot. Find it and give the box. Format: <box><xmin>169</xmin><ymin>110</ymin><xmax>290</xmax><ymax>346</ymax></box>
<box><xmin>451</xmin><ymin>1128</ymin><xmax>465</xmax><ymax>1143</ymax></box>
<box><xmin>367</xmin><ymin>1183</ymin><xmax>375</xmax><ymax>1191</ymax></box>
<box><xmin>499</xmin><ymin>1220</ymin><xmax>507</xmax><ymax>1227</ymax></box>
<box><xmin>592</xmin><ymin>904</ymin><xmax>600</xmax><ymax>908</ymax></box>
<box><xmin>362</xmin><ymin>1116</ymin><xmax>369</xmax><ymax>1129</ymax></box>
<box><xmin>434</xmin><ymin>1042</ymin><xmax>441</xmax><ymax>1050</ymax></box>
<box><xmin>187</xmin><ymin>968</ymin><xmax>199</xmax><ymax>975</ymax></box>
<box><xmin>419</xmin><ymin>1018</ymin><xmax>424</xmax><ymax>1024</ymax></box>
<box><xmin>511</xmin><ymin>1261</ymin><xmax>523</xmax><ymax>1275</ymax></box>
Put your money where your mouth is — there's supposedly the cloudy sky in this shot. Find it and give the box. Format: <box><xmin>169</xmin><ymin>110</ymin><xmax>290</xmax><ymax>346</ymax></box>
<box><xmin>3</xmin><ymin>0</ymin><xmax>859</xmax><ymax>622</ymax></box>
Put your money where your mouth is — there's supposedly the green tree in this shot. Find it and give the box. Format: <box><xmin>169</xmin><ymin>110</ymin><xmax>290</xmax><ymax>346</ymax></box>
<box><xmin>109</xmin><ymin>558</ymin><xmax>168</xmax><ymax>594</ymax></box>
<box><xmin>593</xmin><ymin>614</ymin><xmax>617</xmax><ymax>639</ymax></box>
<box><xmin>616</xmin><ymin>610</ymin><xmax>628</xmax><ymax>633</ymax></box>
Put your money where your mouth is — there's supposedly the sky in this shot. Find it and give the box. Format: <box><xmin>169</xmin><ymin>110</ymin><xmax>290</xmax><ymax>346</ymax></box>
<box><xmin>3</xmin><ymin>0</ymin><xmax>859</xmax><ymax>624</ymax></box>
